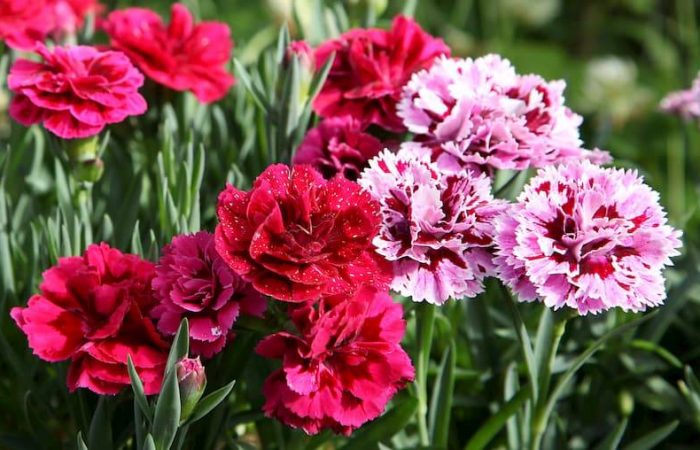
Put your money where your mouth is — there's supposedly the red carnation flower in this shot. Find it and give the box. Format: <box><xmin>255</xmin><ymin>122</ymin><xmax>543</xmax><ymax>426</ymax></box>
<box><xmin>215</xmin><ymin>164</ymin><xmax>391</xmax><ymax>302</ymax></box>
<box><xmin>313</xmin><ymin>15</ymin><xmax>449</xmax><ymax>132</ymax></box>
<box><xmin>102</xmin><ymin>3</ymin><xmax>235</xmax><ymax>104</ymax></box>
<box><xmin>8</xmin><ymin>44</ymin><xmax>146</xmax><ymax>139</ymax></box>
<box><xmin>292</xmin><ymin>116</ymin><xmax>383</xmax><ymax>181</ymax></box>
<box><xmin>256</xmin><ymin>286</ymin><xmax>415</xmax><ymax>435</ymax></box>
<box><xmin>10</xmin><ymin>243</ymin><xmax>168</xmax><ymax>395</ymax></box>
<box><xmin>151</xmin><ymin>231</ymin><xmax>266</xmax><ymax>358</ymax></box>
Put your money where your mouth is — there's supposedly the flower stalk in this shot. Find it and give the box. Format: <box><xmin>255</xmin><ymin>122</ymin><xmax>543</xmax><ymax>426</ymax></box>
<box><xmin>415</xmin><ymin>302</ymin><xmax>436</xmax><ymax>446</ymax></box>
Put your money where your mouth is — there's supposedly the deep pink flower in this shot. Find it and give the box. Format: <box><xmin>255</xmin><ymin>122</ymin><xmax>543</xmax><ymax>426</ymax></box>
<box><xmin>215</xmin><ymin>164</ymin><xmax>391</xmax><ymax>302</ymax></box>
<box><xmin>0</xmin><ymin>0</ymin><xmax>101</xmax><ymax>51</ymax></box>
<box><xmin>660</xmin><ymin>72</ymin><xmax>700</xmax><ymax>120</ymax></box>
<box><xmin>360</xmin><ymin>143</ymin><xmax>506</xmax><ymax>304</ymax></box>
<box><xmin>150</xmin><ymin>231</ymin><xmax>266</xmax><ymax>358</ymax></box>
<box><xmin>10</xmin><ymin>243</ymin><xmax>168</xmax><ymax>395</ymax></box>
<box><xmin>494</xmin><ymin>161</ymin><xmax>683</xmax><ymax>314</ymax></box>
<box><xmin>102</xmin><ymin>3</ymin><xmax>234</xmax><ymax>103</ymax></box>
<box><xmin>292</xmin><ymin>116</ymin><xmax>383</xmax><ymax>181</ymax></box>
<box><xmin>398</xmin><ymin>55</ymin><xmax>610</xmax><ymax>171</ymax></box>
<box><xmin>256</xmin><ymin>286</ymin><xmax>414</xmax><ymax>435</ymax></box>
<box><xmin>313</xmin><ymin>15</ymin><xmax>450</xmax><ymax>132</ymax></box>
<box><xmin>8</xmin><ymin>44</ymin><xmax>146</xmax><ymax>139</ymax></box>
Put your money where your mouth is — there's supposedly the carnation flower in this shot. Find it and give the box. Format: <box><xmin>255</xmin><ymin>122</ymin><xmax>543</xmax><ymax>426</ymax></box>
<box><xmin>256</xmin><ymin>286</ymin><xmax>414</xmax><ymax>435</ymax></box>
<box><xmin>493</xmin><ymin>161</ymin><xmax>683</xmax><ymax>314</ymax></box>
<box><xmin>397</xmin><ymin>55</ymin><xmax>610</xmax><ymax>171</ymax></box>
<box><xmin>0</xmin><ymin>0</ymin><xmax>101</xmax><ymax>51</ymax></box>
<box><xmin>102</xmin><ymin>3</ymin><xmax>235</xmax><ymax>104</ymax></box>
<box><xmin>660</xmin><ymin>72</ymin><xmax>700</xmax><ymax>120</ymax></box>
<box><xmin>10</xmin><ymin>243</ymin><xmax>168</xmax><ymax>395</ymax></box>
<box><xmin>292</xmin><ymin>116</ymin><xmax>383</xmax><ymax>181</ymax></box>
<box><xmin>150</xmin><ymin>231</ymin><xmax>266</xmax><ymax>358</ymax></box>
<box><xmin>313</xmin><ymin>15</ymin><xmax>449</xmax><ymax>132</ymax></box>
<box><xmin>215</xmin><ymin>164</ymin><xmax>391</xmax><ymax>302</ymax></box>
<box><xmin>8</xmin><ymin>44</ymin><xmax>146</xmax><ymax>139</ymax></box>
<box><xmin>359</xmin><ymin>143</ymin><xmax>506</xmax><ymax>304</ymax></box>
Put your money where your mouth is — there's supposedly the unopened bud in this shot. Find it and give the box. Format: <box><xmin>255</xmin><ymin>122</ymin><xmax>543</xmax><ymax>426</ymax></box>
<box><xmin>618</xmin><ymin>390</ymin><xmax>634</xmax><ymax>417</ymax></box>
<box><xmin>177</xmin><ymin>357</ymin><xmax>207</xmax><ymax>422</ymax></box>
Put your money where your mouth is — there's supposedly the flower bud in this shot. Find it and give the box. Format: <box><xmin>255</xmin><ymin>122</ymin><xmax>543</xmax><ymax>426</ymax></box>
<box><xmin>285</xmin><ymin>41</ymin><xmax>315</xmax><ymax>106</ymax></box>
<box><xmin>176</xmin><ymin>357</ymin><xmax>207</xmax><ymax>423</ymax></box>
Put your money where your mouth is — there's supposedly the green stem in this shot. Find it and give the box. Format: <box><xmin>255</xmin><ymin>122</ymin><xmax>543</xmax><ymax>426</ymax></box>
<box><xmin>415</xmin><ymin>302</ymin><xmax>436</xmax><ymax>446</ymax></box>
<box><xmin>529</xmin><ymin>317</ymin><xmax>569</xmax><ymax>450</ymax></box>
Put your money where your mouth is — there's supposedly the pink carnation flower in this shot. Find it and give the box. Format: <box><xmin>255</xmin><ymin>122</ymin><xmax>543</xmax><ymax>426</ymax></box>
<box><xmin>151</xmin><ymin>231</ymin><xmax>266</xmax><ymax>358</ymax></box>
<box><xmin>359</xmin><ymin>143</ymin><xmax>506</xmax><ymax>304</ymax></box>
<box><xmin>313</xmin><ymin>16</ymin><xmax>450</xmax><ymax>132</ymax></box>
<box><xmin>398</xmin><ymin>55</ymin><xmax>610</xmax><ymax>171</ymax></box>
<box><xmin>292</xmin><ymin>116</ymin><xmax>383</xmax><ymax>181</ymax></box>
<box><xmin>102</xmin><ymin>3</ymin><xmax>235</xmax><ymax>104</ymax></box>
<box><xmin>660</xmin><ymin>72</ymin><xmax>700</xmax><ymax>120</ymax></box>
<box><xmin>8</xmin><ymin>44</ymin><xmax>146</xmax><ymax>139</ymax></box>
<box><xmin>256</xmin><ymin>286</ymin><xmax>414</xmax><ymax>435</ymax></box>
<box><xmin>494</xmin><ymin>161</ymin><xmax>683</xmax><ymax>315</ymax></box>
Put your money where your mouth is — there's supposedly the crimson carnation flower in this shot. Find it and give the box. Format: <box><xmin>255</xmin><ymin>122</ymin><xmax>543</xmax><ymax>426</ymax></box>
<box><xmin>215</xmin><ymin>164</ymin><xmax>391</xmax><ymax>302</ymax></box>
<box><xmin>10</xmin><ymin>243</ymin><xmax>168</xmax><ymax>395</ymax></box>
<box><xmin>494</xmin><ymin>161</ymin><xmax>683</xmax><ymax>315</ymax></box>
<box><xmin>360</xmin><ymin>143</ymin><xmax>506</xmax><ymax>304</ymax></box>
<box><xmin>0</xmin><ymin>0</ymin><xmax>101</xmax><ymax>51</ymax></box>
<box><xmin>256</xmin><ymin>286</ymin><xmax>415</xmax><ymax>435</ymax></box>
<box><xmin>8</xmin><ymin>44</ymin><xmax>146</xmax><ymax>139</ymax></box>
<box><xmin>313</xmin><ymin>15</ymin><xmax>449</xmax><ymax>132</ymax></box>
<box><xmin>150</xmin><ymin>231</ymin><xmax>266</xmax><ymax>358</ymax></box>
<box><xmin>102</xmin><ymin>3</ymin><xmax>235</xmax><ymax>104</ymax></box>
<box><xmin>292</xmin><ymin>116</ymin><xmax>383</xmax><ymax>181</ymax></box>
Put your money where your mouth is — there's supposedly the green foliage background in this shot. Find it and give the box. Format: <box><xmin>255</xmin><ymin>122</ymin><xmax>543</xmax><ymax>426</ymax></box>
<box><xmin>2</xmin><ymin>0</ymin><xmax>700</xmax><ymax>449</ymax></box>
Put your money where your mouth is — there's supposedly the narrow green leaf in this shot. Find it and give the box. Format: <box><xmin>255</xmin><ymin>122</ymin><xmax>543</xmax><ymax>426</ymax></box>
<box><xmin>275</xmin><ymin>23</ymin><xmax>291</xmax><ymax>65</ymax></box>
<box><xmin>152</xmin><ymin>369</ymin><xmax>181</xmax><ymax>450</ymax></box>
<box><xmin>185</xmin><ymin>380</ymin><xmax>236</xmax><ymax>425</ymax></box>
<box><xmin>629</xmin><ymin>339</ymin><xmax>683</xmax><ymax>368</ymax></box>
<box><xmin>340</xmin><ymin>397</ymin><xmax>419</xmax><ymax>450</ymax></box>
<box><xmin>130</xmin><ymin>221</ymin><xmax>143</xmax><ymax>256</ymax></box>
<box><xmin>307</xmin><ymin>54</ymin><xmax>335</xmax><ymax>105</ymax></box>
<box><xmin>464</xmin><ymin>386</ymin><xmax>531</xmax><ymax>450</ymax></box>
<box><xmin>533</xmin><ymin>308</ymin><xmax>554</xmax><ymax>386</ymax></box>
<box><xmin>87</xmin><ymin>397</ymin><xmax>113</xmax><ymax>450</ymax></box>
<box><xmin>128</xmin><ymin>355</ymin><xmax>153</xmax><ymax>422</ymax></box>
<box><xmin>620</xmin><ymin>420</ymin><xmax>678</xmax><ymax>450</ymax></box>
<box><xmin>504</xmin><ymin>363</ymin><xmax>521</xmax><ymax>450</ymax></box>
<box><xmin>166</xmin><ymin>319</ymin><xmax>190</xmax><ymax>373</ymax></box>
<box><xmin>594</xmin><ymin>419</ymin><xmax>628</xmax><ymax>450</ymax></box>
<box><xmin>233</xmin><ymin>59</ymin><xmax>270</xmax><ymax>112</ymax></box>
<box><xmin>76</xmin><ymin>432</ymin><xmax>89</xmax><ymax>450</ymax></box>
<box><xmin>685</xmin><ymin>366</ymin><xmax>700</xmax><ymax>395</ymax></box>
<box><xmin>429</xmin><ymin>342</ymin><xmax>456</xmax><ymax>447</ymax></box>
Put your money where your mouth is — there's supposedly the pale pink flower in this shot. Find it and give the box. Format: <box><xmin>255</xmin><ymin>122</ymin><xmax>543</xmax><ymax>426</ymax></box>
<box><xmin>398</xmin><ymin>55</ymin><xmax>610</xmax><ymax>172</ymax></box>
<box><xmin>359</xmin><ymin>143</ymin><xmax>506</xmax><ymax>304</ymax></box>
<box><xmin>660</xmin><ymin>72</ymin><xmax>700</xmax><ymax>120</ymax></box>
<box><xmin>494</xmin><ymin>161</ymin><xmax>682</xmax><ymax>315</ymax></box>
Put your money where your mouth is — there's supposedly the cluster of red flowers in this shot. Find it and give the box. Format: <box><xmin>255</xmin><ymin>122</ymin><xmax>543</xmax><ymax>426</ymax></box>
<box><xmin>3</xmin><ymin>2</ymin><xmax>235</xmax><ymax>140</ymax></box>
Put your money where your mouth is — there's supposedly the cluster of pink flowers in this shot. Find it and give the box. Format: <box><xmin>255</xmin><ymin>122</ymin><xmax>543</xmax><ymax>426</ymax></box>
<box><xmin>8</xmin><ymin>8</ymin><xmax>686</xmax><ymax>439</ymax></box>
<box><xmin>4</xmin><ymin>2</ymin><xmax>235</xmax><ymax>139</ymax></box>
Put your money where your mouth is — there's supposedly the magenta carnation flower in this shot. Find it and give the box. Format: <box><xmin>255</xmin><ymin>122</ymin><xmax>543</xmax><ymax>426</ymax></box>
<box><xmin>256</xmin><ymin>286</ymin><xmax>414</xmax><ymax>435</ymax></box>
<box><xmin>292</xmin><ymin>116</ymin><xmax>383</xmax><ymax>180</ymax></box>
<box><xmin>150</xmin><ymin>231</ymin><xmax>266</xmax><ymax>358</ymax></box>
<box><xmin>660</xmin><ymin>72</ymin><xmax>700</xmax><ymax>120</ymax></box>
<box><xmin>8</xmin><ymin>44</ymin><xmax>146</xmax><ymax>139</ymax></box>
<box><xmin>397</xmin><ymin>55</ymin><xmax>610</xmax><ymax>171</ymax></box>
<box><xmin>494</xmin><ymin>161</ymin><xmax>682</xmax><ymax>315</ymax></box>
<box><xmin>359</xmin><ymin>143</ymin><xmax>506</xmax><ymax>304</ymax></box>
